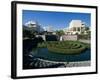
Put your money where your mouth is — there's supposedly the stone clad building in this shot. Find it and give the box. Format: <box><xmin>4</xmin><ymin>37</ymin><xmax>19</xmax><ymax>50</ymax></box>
<box><xmin>64</xmin><ymin>20</ymin><xmax>89</xmax><ymax>35</ymax></box>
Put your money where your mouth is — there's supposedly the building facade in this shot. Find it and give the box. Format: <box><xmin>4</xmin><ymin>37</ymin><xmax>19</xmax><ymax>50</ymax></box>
<box><xmin>61</xmin><ymin>35</ymin><xmax>78</xmax><ymax>41</ymax></box>
<box><xmin>25</xmin><ymin>21</ymin><xmax>44</xmax><ymax>33</ymax></box>
<box><xmin>64</xmin><ymin>20</ymin><xmax>89</xmax><ymax>35</ymax></box>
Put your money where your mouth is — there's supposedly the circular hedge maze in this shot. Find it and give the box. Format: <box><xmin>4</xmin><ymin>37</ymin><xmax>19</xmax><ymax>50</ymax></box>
<box><xmin>47</xmin><ymin>41</ymin><xmax>86</xmax><ymax>55</ymax></box>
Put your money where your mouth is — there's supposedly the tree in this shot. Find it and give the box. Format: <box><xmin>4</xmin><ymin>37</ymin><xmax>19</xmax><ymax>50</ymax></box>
<box><xmin>23</xmin><ymin>28</ymin><xmax>35</xmax><ymax>39</ymax></box>
<box><xmin>56</xmin><ymin>30</ymin><xmax>65</xmax><ymax>36</ymax></box>
<box><xmin>85</xmin><ymin>27</ymin><xmax>89</xmax><ymax>31</ymax></box>
<box><xmin>87</xmin><ymin>30</ymin><xmax>91</xmax><ymax>39</ymax></box>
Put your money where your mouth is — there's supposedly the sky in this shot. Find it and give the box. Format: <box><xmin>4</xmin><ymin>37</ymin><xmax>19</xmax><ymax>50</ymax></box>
<box><xmin>22</xmin><ymin>10</ymin><xmax>91</xmax><ymax>30</ymax></box>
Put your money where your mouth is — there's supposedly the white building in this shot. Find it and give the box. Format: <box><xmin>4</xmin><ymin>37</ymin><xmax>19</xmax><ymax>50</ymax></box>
<box><xmin>25</xmin><ymin>20</ymin><xmax>44</xmax><ymax>33</ymax></box>
<box><xmin>43</xmin><ymin>26</ymin><xmax>53</xmax><ymax>32</ymax></box>
<box><xmin>64</xmin><ymin>20</ymin><xmax>89</xmax><ymax>35</ymax></box>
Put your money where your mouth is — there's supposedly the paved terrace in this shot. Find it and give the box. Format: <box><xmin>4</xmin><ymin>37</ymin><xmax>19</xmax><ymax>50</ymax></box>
<box><xmin>79</xmin><ymin>39</ymin><xmax>91</xmax><ymax>44</ymax></box>
<box><xmin>36</xmin><ymin>58</ymin><xmax>90</xmax><ymax>67</ymax></box>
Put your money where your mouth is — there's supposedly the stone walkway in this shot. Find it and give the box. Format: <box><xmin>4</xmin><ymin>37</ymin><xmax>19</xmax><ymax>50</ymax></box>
<box><xmin>36</xmin><ymin>58</ymin><xmax>90</xmax><ymax>68</ymax></box>
<box><xmin>79</xmin><ymin>39</ymin><xmax>91</xmax><ymax>44</ymax></box>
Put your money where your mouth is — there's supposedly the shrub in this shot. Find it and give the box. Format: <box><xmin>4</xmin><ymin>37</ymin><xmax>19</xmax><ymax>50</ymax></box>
<box><xmin>37</xmin><ymin>42</ymin><xmax>47</xmax><ymax>48</ymax></box>
<box><xmin>47</xmin><ymin>41</ymin><xmax>86</xmax><ymax>54</ymax></box>
<box><xmin>37</xmin><ymin>41</ymin><xmax>89</xmax><ymax>55</ymax></box>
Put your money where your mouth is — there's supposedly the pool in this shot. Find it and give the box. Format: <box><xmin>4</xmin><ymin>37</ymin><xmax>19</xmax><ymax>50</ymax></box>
<box><xmin>30</xmin><ymin>48</ymin><xmax>91</xmax><ymax>62</ymax></box>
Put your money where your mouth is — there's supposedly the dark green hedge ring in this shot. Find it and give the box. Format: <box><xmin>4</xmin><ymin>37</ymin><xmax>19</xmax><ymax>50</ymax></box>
<box><xmin>47</xmin><ymin>42</ymin><xmax>83</xmax><ymax>49</ymax></box>
<box><xmin>37</xmin><ymin>41</ymin><xmax>89</xmax><ymax>54</ymax></box>
<box><xmin>47</xmin><ymin>44</ymin><xmax>86</xmax><ymax>54</ymax></box>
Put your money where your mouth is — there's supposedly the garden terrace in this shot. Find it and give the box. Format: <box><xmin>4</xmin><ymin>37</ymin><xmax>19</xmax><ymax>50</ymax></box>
<box><xmin>37</xmin><ymin>41</ymin><xmax>89</xmax><ymax>55</ymax></box>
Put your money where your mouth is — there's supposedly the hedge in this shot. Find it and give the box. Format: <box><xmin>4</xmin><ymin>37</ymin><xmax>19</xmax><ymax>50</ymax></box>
<box><xmin>47</xmin><ymin>45</ymin><xmax>86</xmax><ymax>54</ymax></box>
<box><xmin>47</xmin><ymin>41</ymin><xmax>87</xmax><ymax>54</ymax></box>
<box><xmin>37</xmin><ymin>41</ymin><xmax>89</xmax><ymax>54</ymax></box>
<box><xmin>37</xmin><ymin>42</ymin><xmax>47</xmax><ymax>48</ymax></box>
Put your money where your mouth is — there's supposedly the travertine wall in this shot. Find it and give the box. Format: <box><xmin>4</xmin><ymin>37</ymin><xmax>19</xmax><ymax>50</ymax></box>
<box><xmin>62</xmin><ymin>35</ymin><xmax>78</xmax><ymax>41</ymax></box>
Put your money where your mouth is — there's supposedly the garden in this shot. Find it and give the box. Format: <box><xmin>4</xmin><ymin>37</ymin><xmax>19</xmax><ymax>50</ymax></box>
<box><xmin>37</xmin><ymin>41</ymin><xmax>90</xmax><ymax>55</ymax></box>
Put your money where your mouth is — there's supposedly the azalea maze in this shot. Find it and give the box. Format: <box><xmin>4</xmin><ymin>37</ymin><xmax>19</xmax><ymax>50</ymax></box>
<box><xmin>37</xmin><ymin>41</ymin><xmax>90</xmax><ymax>55</ymax></box>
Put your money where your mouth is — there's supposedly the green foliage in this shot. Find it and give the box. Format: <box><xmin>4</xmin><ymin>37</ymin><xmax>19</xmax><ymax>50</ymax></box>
<box><xmin>85</xmin><ymin>27</ymin><xmax>90</xmax><ymax>31</ymax></box>
<box><xmin>23</xmin><ymin>29</ymin><xmax>35</xmax><ymax>38</ymax></box>
<box><xmin>37</xmin><ymin>42</ymin><xmax>47</xmax><ymax>48</ymax></box>
<box><xmin>23</xmin><ymin>27</ymin><xmax>38</xmax><ymax>39</ymax></box>
<box><xmin>55</xmin><ymin>30</ymin><xmax>65</xmax><ymax>36</ymax></box>
<box><xmin>37</xmin><ymin>41</ymin><xmax>90</xmax><ymax>54</ymax></box>
<box><xmin>47</xmin><ymin>41</ymin><xmax>87</xmax><ymax>54</ymax></box>
<box><xmin>81</xmin><ymin>42</ymin><xmax>90</xmax><ymax>49</ymax></box>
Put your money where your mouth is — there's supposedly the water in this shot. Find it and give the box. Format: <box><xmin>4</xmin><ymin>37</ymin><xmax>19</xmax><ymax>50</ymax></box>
<box><xmin>30</xmin><ymin>48</ymin><xmax>91</xmax><ymax>62</ymax></box>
